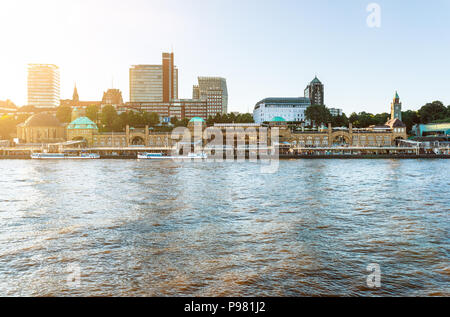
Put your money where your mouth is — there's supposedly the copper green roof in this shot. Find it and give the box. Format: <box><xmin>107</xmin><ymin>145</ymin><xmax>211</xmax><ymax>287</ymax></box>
<box><xmin>67</xmin><ymin>117</ymin><xmax>98</xmax><ymax>130</ymax></box>
<box><xmin>189</xmin><ymin>117</ymin><xmax>205</xmax><ymax>123</ymax></box>
<box><xmin>271</xmin><ymin>116</ymin><xmax>286</xmax><ymax>122</ymax></box>
<box><xmin>395</xmin><ymin>91</ymin><xmax>400</xmax><ymax>99</ymax></box>
<box><xmin>311</xmin><ymin>76</ymin><xmax>322</xmax><ymax>84</ymax></box>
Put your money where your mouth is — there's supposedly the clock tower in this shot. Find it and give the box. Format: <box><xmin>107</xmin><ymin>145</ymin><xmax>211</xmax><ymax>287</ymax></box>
<box><xmin>391</xmin><ymin>91</ymin><xmax>402</xmax><ymax>121</ymax></box>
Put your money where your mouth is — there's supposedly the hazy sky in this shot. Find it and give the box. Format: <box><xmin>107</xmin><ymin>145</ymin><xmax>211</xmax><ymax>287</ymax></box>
<box><xmin>0</xmin><ymin>0</ymin><xmax>449</xmax><ymax>114</ymax></box>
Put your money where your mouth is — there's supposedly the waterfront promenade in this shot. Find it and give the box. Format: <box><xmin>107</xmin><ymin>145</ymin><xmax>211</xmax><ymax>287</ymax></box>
<box><xmin>1</xmin><ymin>145</ymin><xmax>449</xmax><ymax>160</ymax></box>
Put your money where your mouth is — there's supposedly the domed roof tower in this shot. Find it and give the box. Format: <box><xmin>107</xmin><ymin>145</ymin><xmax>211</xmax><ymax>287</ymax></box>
<box><xmin>23</xmin><ymin>113</ymin><xmax>63</xmax><ymax>127</ymax></box>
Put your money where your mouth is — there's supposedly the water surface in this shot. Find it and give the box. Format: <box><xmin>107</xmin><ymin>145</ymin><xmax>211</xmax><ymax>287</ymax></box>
<box><xmin>0</xmin><ymin>159</ymin><xmax>448</xmax><ymax>296</ymax></box>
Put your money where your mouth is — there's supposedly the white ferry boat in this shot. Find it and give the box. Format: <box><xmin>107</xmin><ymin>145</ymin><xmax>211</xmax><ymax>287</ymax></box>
<box><xmin>31</xmin><ymin>153</ymin><xmax>100</xmax><ymax>160</ymax></box>
<box><xmin>137</xmin><ymin>152</ymin><xmax>208</xmax><ymax>160</ymax></box>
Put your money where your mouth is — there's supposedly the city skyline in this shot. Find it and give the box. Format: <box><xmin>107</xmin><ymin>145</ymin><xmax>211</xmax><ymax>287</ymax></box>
<box><xmin>0</xmin><ymin>0</ymin><xmax>449</xmax><ymax>114</ymax></box>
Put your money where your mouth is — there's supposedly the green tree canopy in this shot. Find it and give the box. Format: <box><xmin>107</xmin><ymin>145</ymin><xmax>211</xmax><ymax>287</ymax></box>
<box><xmin>56</xmin><ymin>106</ymin><xmax>72</xmax><ymax>123</ymax></box>
<box><xmin>0</xmin><ymin>116</ymin><xmax>17</xmax><ymax>139</ymax></box>
<box><xmin>305</xmin><ymin>105</ymin><xmax>331</xmax><ymax>126</ymax></box>
<box><xmin>143</xmin><ymin>112</ymin><xmax>160</xmax><ymax>126</ymax></box>
<box><xmin>86</xmin><ymin>105</ymin><xmax>99</xmax><ymax>123</ymax></box>
<box><xmin>205</xmin><ymin>113</ymin><xmax>254</xmax><ymax>125</ymax></box>
<box><xmin>100</xmin><ymin>105</ymin><xmax>119</xmax><ymax>132</ymax></box>
<box><xmin>330</xmin><ymin>113</ymin><xmax>349</xmax><ymax>127</ymax></box>
<box><xmin>418</xmin><ymin>101</ymin><xmax>447</xmax><ymax>123</ymax></box>
<box><xmin>401</xmin><ymin>110</ymin><xmax>420</xmax><ymax>132</ymax></box>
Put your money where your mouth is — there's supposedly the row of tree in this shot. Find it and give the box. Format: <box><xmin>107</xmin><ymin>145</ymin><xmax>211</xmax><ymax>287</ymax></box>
<box><xmin>206</xmin><ymin>113</ymin><xmax>254</xmax><ymax>125</ymax></box>
<box><xmin>2</xmin><ymin>101</ymin><xmax>448</xmax><ymax>139</ymax></box>
<box><xmin>304</xmin><ymin>101</ymin><xmax>450</xmax><ymax>132</ymax></box>
<box><xmin>0</xmin><ymin>114</ymin><xmax>29</xmax><ymax>139</ymax></box>
<box><xmin>56</xmin><ymin>105</ymin><xmax>255</xmax><ymax>132</ymax></box>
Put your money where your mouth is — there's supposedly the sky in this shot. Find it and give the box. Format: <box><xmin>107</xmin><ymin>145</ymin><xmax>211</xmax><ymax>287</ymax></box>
<box><xmin>0</xmin><ymin>0</ymin><xmax>449</xmax><ymax>114</ymax></box>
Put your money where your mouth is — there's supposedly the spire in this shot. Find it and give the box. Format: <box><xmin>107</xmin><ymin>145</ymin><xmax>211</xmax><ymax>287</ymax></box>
<box><xmin>73</xmin><ymin>84</ymin><xmax>79</xmax><ymax>103</ymax></box>
<box><xmin>395</xmin><ymin>91</ymin><xmax>399</xmax><ymax>100</ymax></box>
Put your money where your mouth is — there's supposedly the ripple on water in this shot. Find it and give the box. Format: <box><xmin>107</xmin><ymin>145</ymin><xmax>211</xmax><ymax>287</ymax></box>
<box><xmin>0</xmin><ymin>159</ymin><xmax>448</xmax><ymax>296</ymax></box>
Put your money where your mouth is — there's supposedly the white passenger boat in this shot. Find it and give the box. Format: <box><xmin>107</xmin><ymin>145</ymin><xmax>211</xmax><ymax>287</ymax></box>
<box><xmin>31</xmin><ymin>153</ymin><xmax>100</xmax><ymax>160</ymax></box>
<box><xmin>137</xmin><ymin>152</ymin><xmax>208</xmax><ymax>160</ymax></box>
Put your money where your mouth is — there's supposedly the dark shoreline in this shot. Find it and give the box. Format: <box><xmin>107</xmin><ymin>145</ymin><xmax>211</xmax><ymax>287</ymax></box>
<box><xmin>1</xmin><ymin>155</ymin><xmax>449</xmax><ymax>160</ymax></box>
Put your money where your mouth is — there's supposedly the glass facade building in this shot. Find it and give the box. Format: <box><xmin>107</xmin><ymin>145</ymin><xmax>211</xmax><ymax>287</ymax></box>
<box><xmin>195</xmin><ymin>77</ymin><xmax>228</xmax><ymax>116</ymax></box>
<box><xmin>129</xmin><ymin>53</ymin><xmax>178</xmax><ymax>103</ymax></box>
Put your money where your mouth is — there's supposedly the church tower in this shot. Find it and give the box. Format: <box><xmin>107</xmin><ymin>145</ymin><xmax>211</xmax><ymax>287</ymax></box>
<box><xmin>391</xmin><ymin>91</ymin><xmax>402</xmax><ymax>121</ymax></box>
<box><xmin>72</xmin><ymin>84</ymin><xmax>79</xmax><ymax>104</ymax></box>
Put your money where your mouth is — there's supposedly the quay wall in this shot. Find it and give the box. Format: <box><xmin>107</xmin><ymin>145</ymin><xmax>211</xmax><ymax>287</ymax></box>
<box><xmin>0</xmin><ymin>154</ymin><xmax>448</xmax><ymax>160</ymax></box>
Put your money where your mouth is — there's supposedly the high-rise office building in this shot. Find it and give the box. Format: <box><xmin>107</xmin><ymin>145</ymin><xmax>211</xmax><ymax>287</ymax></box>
<box><xmin>304</xmin><ymin>76</ymin><xmax>324</xmax><ymax>106</ymax></box>
<box><xmin>194</xmin><ymin>77</ymin><xmax>228</xmax><ymax>116</ymax></box>
<box><xmin>129</xmin><ymin>53</ymin><xmax>178</xmax><ymax>103</ymax></box>
<box><xmin>27</xmin><ymin>64</ymin><xmax>60</xmax><ymax>108</ymax></box>
<box><xmin>162</xmin><ymin>52</ymin><xmax>178</xmax><ymax>103</ymax></box>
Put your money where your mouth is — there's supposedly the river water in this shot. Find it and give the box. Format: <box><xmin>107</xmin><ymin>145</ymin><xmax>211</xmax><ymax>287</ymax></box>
<box><xmin>0</xmin><ymin>159</ymin><xmax>448</xmax><ymax>296</ymax></box>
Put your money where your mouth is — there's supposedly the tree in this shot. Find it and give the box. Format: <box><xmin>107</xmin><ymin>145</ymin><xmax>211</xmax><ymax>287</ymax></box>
<box><xmin>144</xmin><ymin>112</ymin><xmax>160</xmax><ymax>126</ymax></box>
<box><xmin>170</xmin><ymin>117</ymin><xmax>179</xmax><ymax>126</ymax></box>
<box><xmin>86</xmin><ymin>105</ymin><xmax>99</xmax><ymax>123</ymax></box>
<box><xmin>305</xmin><ymin>105</ymin><xmax>331</xmax><ymax>126</ymax></box>
<box><xmin>100</xmin><ymin>105</ymin><xmax>118</xmax><ymax>131</ymax></box>
<box><xmin>111</xmin><ymin>117</ymin><xmax>125</xmax><ymax>132</ymax></box>
<box><xmin>373</xmin><ymin>113</ymin><xmax>389</xmax><ymax>125</ymax></box>
<box><xmin>418</xmin><ymin>101</ymin><xmax>447</xmax><ymax>123</ymax></box>
<box><xmin>349</xmin><ymin>112</ymin><xmax>359</xmax><ymax>127</ymax></box>
<box><xmin>331</xmin><ymin>113</ymin><xmax>349</xmax><ymax>127</ymax></box>
<box><xmin>356</xmin><ymin>112</ymin><xmax>376</xmax><ymax>128</ymax></box>
<box><xmin>401</xmin><ymin>110</ymin><xmax>420</xmax><ymax>133</ymax></box>
<box><xmin>0</xmin><ymin>115</ymin><xmax>17</xmax><ymax>139</ymax></box>
<box><xmin>181</xmin><ymin>118</ymin><xmax>190</xmax><ymax>127</ymax></box>
<box><xmin>56</xmin><ymin>106</ymin><xmax>72</xmax><ymax>123</ymax></box>
<box><xmin>206</xmin><ymin>116</ymin><xmax>215</xmax><ymax>126</ymax></box>
<box><xmin>236</xmin><ymin>113</ymin><xmax>254</xmax><ymax>123</ymax></box>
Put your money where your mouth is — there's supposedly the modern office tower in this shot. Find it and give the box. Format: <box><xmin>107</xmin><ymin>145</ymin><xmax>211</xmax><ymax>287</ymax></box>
<box><xmin>304</xmin><ymin>76</ymin><xmax>324</xmax><ymax>106</ymax></box>
<box><xmin>162</xmin><ymin>52</ymin><xmax>178</xmax><ymax>102</ymax></box>
<box><xmin>253</xmin><ymin>97</ymin><xmax>311</xmax><ymax>124</ymax></box>
<box><xmin>129</xmin><ymin>53</ymin><xmax>178</xmax><ymax>103</ymax></box>
<box><xmin>129</xmin><ymin>65</ymin><xmax>163</xmax><ymax>102</ymax></box>
<box><xmin>195</xmin><ymin>77</ymin><xmax>228</xmax><ymax>116</ymax></box>
<box><xmin>27</xmin><ymin>64</ymin><xmax>60</xmax><ymax>108</ymax></box>
<box><xmin>390</xmin><ymin>91</ymin><xmax>402</xmax><ymax>121</ymax></box>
